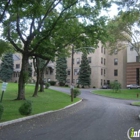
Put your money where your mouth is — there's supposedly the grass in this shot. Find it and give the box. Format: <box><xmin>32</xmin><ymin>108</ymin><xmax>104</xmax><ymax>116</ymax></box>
<box><xmin>0</xmin><ymin>83</ymin><xmax>80</xmax><ymax>122</ymax></box>
<box><xmin>131</xmin><ymin>102</ymin><xmax>140</xmax><ymax>106</ymax></box>
<box><xmin>93</xmin><ymin>89</ymin><xmax>140</xmax><ymax>100</ymax></box>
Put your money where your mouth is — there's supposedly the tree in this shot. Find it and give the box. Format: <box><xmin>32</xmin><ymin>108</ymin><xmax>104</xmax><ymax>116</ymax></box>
<box><xmin>106</xmin><ymin>10</ymin><xmax>140</xmax><ymax>59</ymax></box>
<box><xmin>78</xmin><ymin>53</ymin><xmax>91</xmax><ymax>88</ymax></box>
<box><xmin>32</xmin><ymin>57</ymin><xmax>49</xmax><ymax>97</ymax></box>
<box><xmin>1</xmin><ymin>0</ymin><xmax>111</xmax><ymax>100</ymax></box>
<box><xmin>56</xmin><ymin>57</ymin><xmax>67</xmax><ymax>86</ymax></box>
<box><xmin>0</xmin><ymin>53</ymin><xmax>13</xmax><ymax>82</ymax></box>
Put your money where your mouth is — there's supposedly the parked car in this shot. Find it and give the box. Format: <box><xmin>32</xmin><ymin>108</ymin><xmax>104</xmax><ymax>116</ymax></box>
<box><xmin>102</xmin><ymin>85</ymin><xmax>110</xmax><ymax>89</ymax></box>
<box><xmin>126</xmin><ymin>84</ymin><xmax>140</xmax><ymax>89</ymax></box>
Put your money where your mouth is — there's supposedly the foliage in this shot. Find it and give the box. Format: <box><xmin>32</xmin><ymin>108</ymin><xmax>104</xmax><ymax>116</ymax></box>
<box><xmin>0</xmin><ymin>103</ymin><xmax>4</xmax><ymax>120</ymax></box>
<box><xmin>110</xmin><ymin>81</ymin><xmax>121</xmax><ymax>93</ymax></box>
<box><xmin>45</xmin><ymin>83</ymin><xmax>50</xmax><ymax>89</ymax></box>
<box><xmin>0</xmin><ymin>53</ymin><xmax>14</xmax><ymax>82</ymax></box>
<box><xmin>19</xmin><ymin>100</ymin><xmax>32</xmax><ymax>116</ymax></box>
<box><xmin>56</xmin><ymin>57</ymin><xmax>67</xmax><ymax>86</ymax></box>
<box><xmin>106</xmin><ymin>8</ymin><xmax>140</xmax><ymax>56</ymax></box>
<box><xmin>1</xmin><ymin>0</ymin><xmax>111</xmax><ymax>99</ymax></box>
<box><xmin>78</xmin><ymin>53</ymin><xmax>91</xmax><ymax>87</ymax></box>
<box><xmin>73</xmin><ymin>88</ymin><xmax>81</xmax><ymax>98</ymax></box>
<box><xmin>48</xmin><ymin>81</ymin><xmax>56</xmax><ymax>86</ymax></box>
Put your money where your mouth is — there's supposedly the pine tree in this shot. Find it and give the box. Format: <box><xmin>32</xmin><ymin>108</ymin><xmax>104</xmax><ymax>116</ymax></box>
<box><xmin>56</xmin><ymin>57</ymin><xmax>67</xmax><ymax>86</ymax></box>
<box><xmin>78</xmin><ymin>53</ymin><xmax>91</xmax><ymax>88</ymax></box>
<box><xmin>0</xmin><ymin>53</ymin><xmax>14</xmax><ymax>81</ymax></box>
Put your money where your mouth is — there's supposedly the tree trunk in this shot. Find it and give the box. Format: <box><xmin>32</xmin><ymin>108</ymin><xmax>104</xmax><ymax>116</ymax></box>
<box><xmin>39</xmin><ymin>60</ymin><xmax>49</xmax><ymax>92</ymax></box>
<box><xmin>16</xmin><ymin>54</ymin><xmax>29</xmax><ymax>100</ymax></box>
<box><xmin>39</xmin><ymin>68</ymin><xmax>45</xmax><ymax>92</ymax></box>
<box><xmin>32</xmin><ymin>66</ymin><xmax>40</xmax><ymax>97</ymax></box>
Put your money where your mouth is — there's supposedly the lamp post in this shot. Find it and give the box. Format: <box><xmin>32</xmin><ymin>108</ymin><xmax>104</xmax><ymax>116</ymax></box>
<box><xmin>71</xmin><ymin>45</ymin><xmax>74</xmax><ymax>102</ymax></box>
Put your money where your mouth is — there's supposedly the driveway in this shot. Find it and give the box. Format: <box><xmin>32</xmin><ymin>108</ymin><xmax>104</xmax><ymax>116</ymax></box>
<box><xmin>0</xmin><ymin>87</ymin><xmax>140</xmax><ymax>140</ymax></box>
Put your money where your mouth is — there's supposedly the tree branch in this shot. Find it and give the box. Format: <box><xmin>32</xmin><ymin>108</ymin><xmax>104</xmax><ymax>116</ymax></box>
<box><xmin>16</xmin><ymin>11</ymin><xmax>25</xmax><ymax>44</ymax></box>
<box><xmin>7</xmin><ymin>24</ymin><xmax>23</xmax><ymax>53</ymax></box>
<box><xmin>0</xmin><ymin>0</ymin><xmax>11</xmax><ymax>22</ymax></box>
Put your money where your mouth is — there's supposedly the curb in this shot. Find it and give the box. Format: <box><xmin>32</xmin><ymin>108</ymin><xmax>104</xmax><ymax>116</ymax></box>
<box><xmin>0</xmin><ymin>99</ymin><xmax>82</xmax><ymax>127</ymax></box>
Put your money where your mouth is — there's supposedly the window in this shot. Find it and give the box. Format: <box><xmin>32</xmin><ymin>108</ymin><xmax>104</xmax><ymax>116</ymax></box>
<box><xmin>88</xmin><ymin>57</ymin><xmax>91</xmax><ymax>63</ymax></box>
<box><xmin>76</xmin><ymin>79</ymin><xmax>79</xmax><ymax>84</ymax></box>
<box><xmin>50</xmin><ymin>69</ymin><xmax>53</xmax><ymax>75</ymax></box>
<box><xmin>104</xmin><ymin>58</ymin><xmax>106</xmax><ymax>65</ymax></box>
<box><xmin>101</xmin><ymin>46</ymin><xmax>103</xmax><ymax>53</ymax></box>
<box><xmin>114</xmin><ymin>58</ymin><xmax>118</xmax><ymax>65</ymax></box>
<box><xmin>114</xmin><ymin>69</ymin><xmax>118</xmax><ymax>76</ymax></box>
<box><xmin>101</xmin><ymin>79</ymin><xmax>102</xmax><ymax>86</ymax></box>
<box><xmin>101</xmin><ymin>69</ymin><xmax>103</xmax><ymax>75</ymax></box>
<box><xmin>67</xmin><ymin>70</ymin><xmax>70</xmax><ymax>75</ymax></box>
<box><xmin>16</xmin><ymin>64</ymin><xmax>20</xmax><ymax>69</ymax></box>
<box><xmin>107</xmin><ymin>80</ymin><xmax>110</xmax><ymax>85</ymax></box>
<box><xmin>104</xmin><ymin>80</ymin><xmax>106</xmax><ymax>85</ymax></box>
<box><xmin>136</xmin><ymin>56</ymin><xmax>139</xmax><ymax>62</ymax></box>
<box><xmin>104</xmin><ymin>48</ymin><xmax>106</xmax><ymax>54</ymax></box>
<box><xmin>73</xmin><ymin>79</ymin><xmax>75</xmax><ymax>83</ymax></box>
<box><xmin>101</xmin><ymin>57</ymin><xmax>103</xmax><ymax>64</ymax></box>
<box><xmin>76</xmin><ymin>58</ymin><xmax>80</xmax><ymax>64</ymax></box>
<box><xmin>104</xmin><ymin>69</ymin><xmax>105</xmax><ymax>76</ymax></box>
<box><xmin>114</xmin><ymin>49</ymin><xmax>118</xmax><ymax>54</ymax></box>
<box><xmin>74</xmin><ymin>69</ymin><xmax>79</xmax><ymax>75</ymax></box>
<box><xmin>67</xmin><ymin>79</ymin><xmax>70</xmax><ymax>83</ymax></box>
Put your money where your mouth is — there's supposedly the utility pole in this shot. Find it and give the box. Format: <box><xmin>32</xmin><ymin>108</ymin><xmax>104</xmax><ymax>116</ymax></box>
<box><xmin>71</xmin><ymin>45</ymin><xmax>74</xmax><ymax>102</ymax></box>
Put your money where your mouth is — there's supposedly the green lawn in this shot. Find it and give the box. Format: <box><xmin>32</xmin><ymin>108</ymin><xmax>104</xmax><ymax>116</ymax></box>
<box><xmin>93</xmin><ymin>89</ymin><xmax>140</xmax><ymax>100</ymax></box>
<box><xmin>0</xmin><ymin>83</ymin><xmax>80</xmax><ymax>122</ymax></box>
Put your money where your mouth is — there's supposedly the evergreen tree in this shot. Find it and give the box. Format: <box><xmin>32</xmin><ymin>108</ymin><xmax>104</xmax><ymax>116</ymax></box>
<box><xmin>0</xmin><ymin>53</ymin><xmax>14</xmax><ymax>81</ymax></box>
<box><xmin>56</xmin><ymin>57</ymin><xmax>67</xmax><ymax>86</ymax></box>
<box><xmin>78</xmin><ymin>53</ymin><xmax>91</xmax><ymax>88</ymax></box>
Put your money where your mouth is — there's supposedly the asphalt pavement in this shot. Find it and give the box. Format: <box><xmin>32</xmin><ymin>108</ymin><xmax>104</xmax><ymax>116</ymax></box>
<box><xmin>0</xmin><ymin>87</ymin><xmax>140</xmax><ymax>140</ymax></box>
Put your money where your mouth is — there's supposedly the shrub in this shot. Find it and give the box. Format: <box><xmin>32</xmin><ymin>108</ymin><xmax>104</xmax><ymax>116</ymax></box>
<box><xmin>65</xmin><ymin>84</ymin><xmax>69</xmax><ymax>87</ymax></box>
<box><xmin>110</xmin><ymin>81</ymin><xmax>121</xmax><ymax>93</ymax></box>
<box><xmin>59</xmin><ymin>82</ymin><xmax>65</xmax><ymax>86</ymax></box>
<box><xmin>19</xmin><ymin>100</ymin><xmax>32</xmax><ymax>116</ymax></box>
<box><xmin>0</xmin><ymin>103</ymin><xmax>4</xmax><ymax>120</ymax></box>
<box><xmin>48</xmin><ymin>81</ymin><xmax>56</xmax><ymax>86</ymax></box>
<box><xmin>45</xmin><ymin>83</ymin><xmax>50</xmax><ymax>89</ymax></box>
<box><xmin>93</xmin><ymin>86</ymin><xmax>96</xmax><ymax>88</ymax></box>
<box><xmin>0</xmin><ymin>80</ymin><xmax>3</xmax><ymax>83</ymax></box>
<box><xmin>77</xmin><ymin>84</ymin><xmax>80</xmax><ymax>88</ymax></box>
<box><xmin>73</xmin><ymin>88</ymin><xmax>81</xmax><ymax>98</ymax></box>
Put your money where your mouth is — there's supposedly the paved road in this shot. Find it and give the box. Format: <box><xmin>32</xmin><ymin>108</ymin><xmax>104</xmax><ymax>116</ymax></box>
<box><xmin>0</xmin><ymin>87</ymin><xmax>140</xmax><ymax>140</ymax></box>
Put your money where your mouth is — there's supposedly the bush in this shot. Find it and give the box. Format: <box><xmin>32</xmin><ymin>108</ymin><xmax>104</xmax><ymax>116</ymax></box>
<box><xmin>19</xmin><ymin>100</ymin><xmax>32</xmax><ymax>116</ymax></box>
<box><xmin>110</xmin><ymin>81</ymin><xmax>121</xmax><ymax>93</ymax></box>
<box><xmin>48</xmin><ymin>81</ymin><xmax>56</xmax><ymax>86</ymax></box>
<box><xmin>73</xmin><ymin>88</ymin><xmax>81</xmax><ymax>98</ymax></box>
<box><xmin>65</xmin><ymin>84</ymin><xmax>69</xmax><ymax>87</ymax></box>
<box><xmin>0</xmin><ymin>103</ymin><xmax>4</xmax><ymax>120</ymax></box>
<box><xmin>0</xmin><ymin>80</ymin><xmax>3</xmax><ymax>83</ymax></box>
<box><xmin>59</xmin><ymin>82</ymin><xmax>65</xmax><ymax>86</ymax></box>
<box><xmin>45</xmin><ymin>83</ymin><xmax>50</xmax><ymax>89</ymax></box>
<box><xmin>77</xmin><ymin>84</ymin><xmax>80</xmax><ymax>88</ymax></box>
<box><xmin>93</xmin><ymin>86</ymin><xmax>96</xmax><ymax>88</ymax></box>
